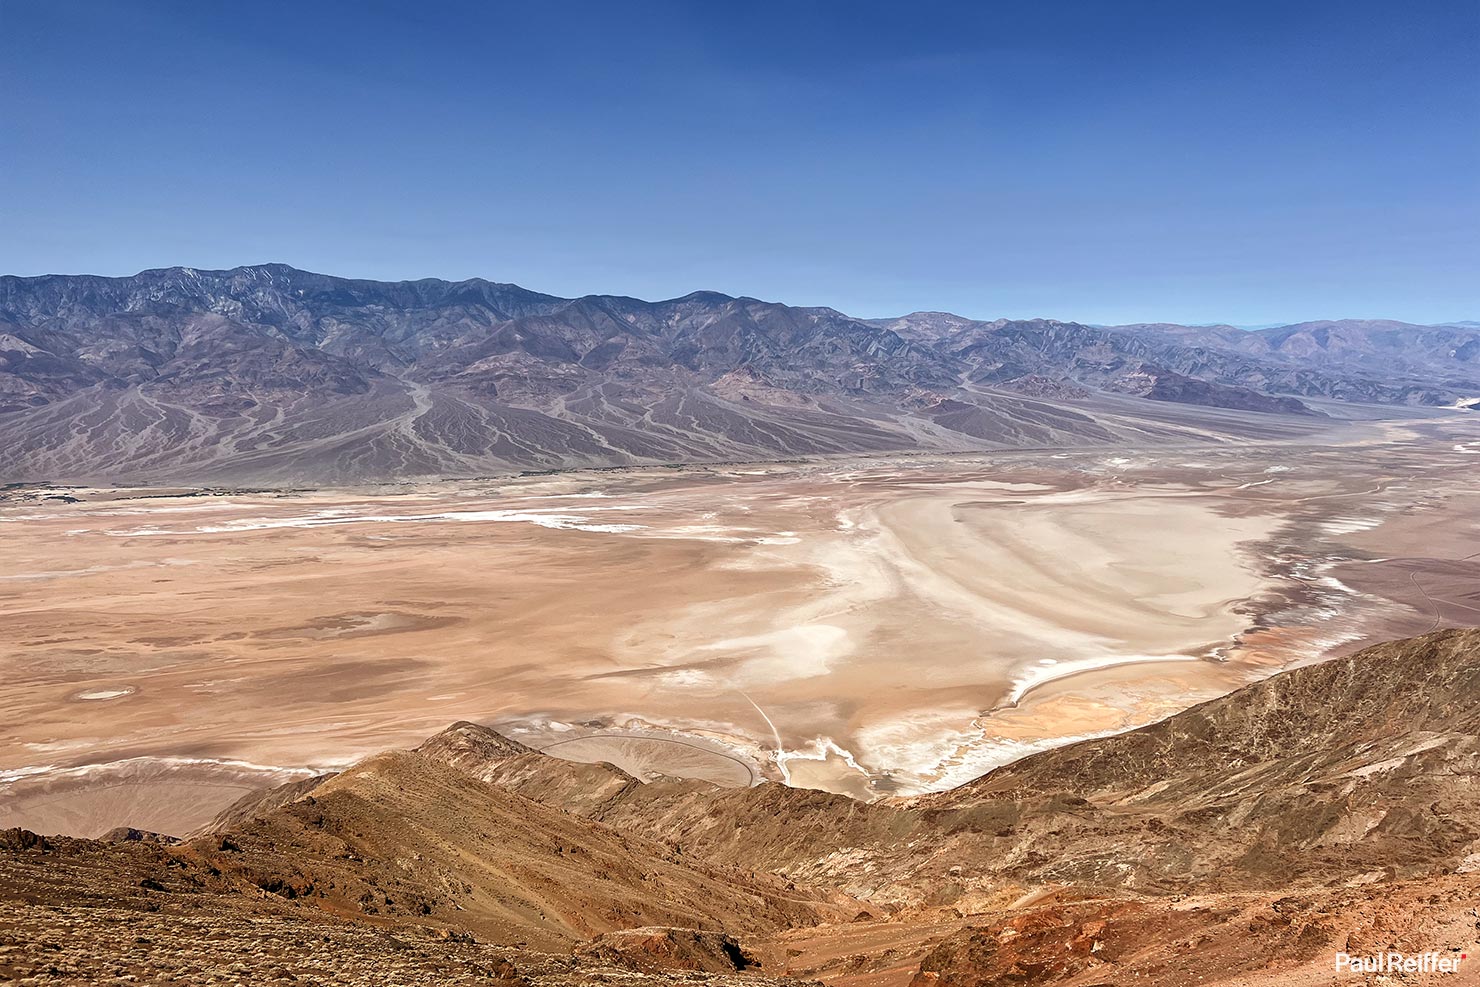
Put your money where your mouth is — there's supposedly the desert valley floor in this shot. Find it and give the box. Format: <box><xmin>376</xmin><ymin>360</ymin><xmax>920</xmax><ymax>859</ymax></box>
<box><xmin>4</xmin><ymin>413</ymin><xmax>1479</xmax><ymax>838</ymax></box>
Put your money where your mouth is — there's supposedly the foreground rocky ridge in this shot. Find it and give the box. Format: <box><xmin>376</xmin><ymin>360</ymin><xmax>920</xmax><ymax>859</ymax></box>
<box><xmin>5</xmin><ymin>629</ymin><xmax>1480</xmax><ymax>985</ymax></box>
<box><xmin>8</xmin><ymin>264</ymin><xmax>1475</xmax><ymax>483</ymax></box>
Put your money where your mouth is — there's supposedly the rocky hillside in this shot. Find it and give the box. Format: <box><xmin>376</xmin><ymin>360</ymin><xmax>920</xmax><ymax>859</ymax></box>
<box><xmin>386</xmin><ymin>630</ymin><xmax>1480</xmax><ymax>904</ymax></box>
<box><xmin>189</xmin><ymin>749</ymin><xmax>851</xmax><ymax>949</ymax></box>
<box><xmin>5</xmin><ymin>630</ymin><xmax>1477</xmax><ymax>985</ymax></box>
<box><xmin>5</xmin><ymin>264</ymin><xmax>1474</xmax><ymax>483</ymax></box>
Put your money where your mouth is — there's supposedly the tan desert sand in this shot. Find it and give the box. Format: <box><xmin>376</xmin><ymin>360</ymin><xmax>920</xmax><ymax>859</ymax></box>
<box><xmin>2</xmin><ymin>415</ymin><xmax>1477</xmax><ymax>836</ymax></box>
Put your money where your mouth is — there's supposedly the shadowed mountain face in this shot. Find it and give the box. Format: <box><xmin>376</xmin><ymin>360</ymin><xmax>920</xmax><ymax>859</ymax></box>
<box><xmin>4</xmin><ymin>629</ymin><xmax>1480</xmax><ymax>986</ymax></box>
<box><xmin>3</xmin><ymin>264</ymin><xmax>1475</xmax><ymax>483</ymax></box>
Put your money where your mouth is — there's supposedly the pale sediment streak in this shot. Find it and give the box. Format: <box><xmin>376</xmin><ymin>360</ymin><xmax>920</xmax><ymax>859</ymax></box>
<box><xmin>91</xmin><ymin>505</ymin><xmax>808</xmax><ymax>543</ymax></box>
<box><xmin>0</xmin><ymin>754</ymin><xmax>333</xmax><ymax>789</ymax></box>
<box><xmin>104</xmin><ymin>508</ymin><xmax>648</xmax><ymax>536</ymax></box>
<box><xmin>0</xmin><ymin>558</ymin><xmax>197</xmax><ymax>581</ymax></box>
<box><xmin>1320</xmin><ymin>515</ymin><xmax>1383</xmax><ymax>537</ymax></box>
<box><xmin>75</xmin><ymin>688</ymin><xmax>135</xmax><ymax>701</ymax></box>
<box><xmin>741</xmin><ymin>693</ymin><xmax>785</xmax><ymax>754</ymax></box>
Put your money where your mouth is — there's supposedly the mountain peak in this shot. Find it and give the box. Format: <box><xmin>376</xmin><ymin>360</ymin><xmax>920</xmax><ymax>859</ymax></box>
<box><xmin>665</xmin><ymin>289</ymin><xmax>738</xmax><ymax>305</ymax></box>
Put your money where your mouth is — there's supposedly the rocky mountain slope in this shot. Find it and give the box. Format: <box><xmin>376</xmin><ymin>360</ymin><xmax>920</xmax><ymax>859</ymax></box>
<box><xmin>876</xmin><ymin>311</ymin><xmax>1480</xmax><ymax>406</ymax></box>
<box><xmin>3</xmin><ymin>264</ymin><xmax>1473</xmax><ymax>483</ymax></box>
<box><xmin>402</xmin><ymin>630</ymin><xmax>1480</xmax><ymax>907</ymax></box>
<box><xmin>5</xmin><ymin>629</ymin><xmax>1480</xmax><ymax>985</ymax></box>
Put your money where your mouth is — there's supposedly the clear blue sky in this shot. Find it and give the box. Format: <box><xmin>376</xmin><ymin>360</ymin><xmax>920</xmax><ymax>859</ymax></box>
<box><xmin>3</xmin><ymin>0</ymin><xmax>1476</xmax><ymax>325</ymax></box>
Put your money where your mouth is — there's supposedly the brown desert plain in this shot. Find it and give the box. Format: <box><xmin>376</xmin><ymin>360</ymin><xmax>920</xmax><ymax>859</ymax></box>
<box><xmin>3</xmin><ymin>413</ymin><xmax>1479</xmax><ymax>838</ymax></box>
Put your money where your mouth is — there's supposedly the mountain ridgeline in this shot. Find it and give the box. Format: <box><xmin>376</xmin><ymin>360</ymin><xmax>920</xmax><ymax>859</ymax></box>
<box><xmin>5</xmin><ymin>629</ymin><xmax>1480</xmax><ymax>986</ymax></box>
<box><xmin>1</xmin><ymin>264</ymin><xmax>1476</xmax><ymax>483</ymax></box>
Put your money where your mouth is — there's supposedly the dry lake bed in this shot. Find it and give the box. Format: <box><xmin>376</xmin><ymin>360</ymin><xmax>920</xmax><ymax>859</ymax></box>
<box><xmin>3</xmin><ymin>415</ymin><xmax>1479</xmax><ymax>836</ymax></box>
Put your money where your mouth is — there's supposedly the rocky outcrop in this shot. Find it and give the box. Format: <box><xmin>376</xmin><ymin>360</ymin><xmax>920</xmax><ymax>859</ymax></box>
<box><xmin>195</xmin><ymin>773</ymin><xmax>335</xmax><ymax>835</ymax></box>
<box><xmin>904</xmin><ymin>878</ymin><xmax>1479</xmax><ymax>987</ymax></box>
<box><xmin>98</xmin><ymin>827</ymin><xmax>179</xmax><ymax>844</ymax></box>
<box><xmin>415</xmin><ymin>721</ymin><xmax>654</xmax><ymax>816</ymax></box>
<box><xmin>573</xmin><ymin>927</ymin><xmax>758</xmax><ymax>974</ymax></box>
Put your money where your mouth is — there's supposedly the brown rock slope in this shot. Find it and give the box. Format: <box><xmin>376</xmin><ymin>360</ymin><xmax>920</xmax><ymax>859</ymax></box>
<box><xmin>189</xmin><ymin>748</ymin><xmax>852</xmax><ymax>949</ymax></box>
<box><xmin>0</xmin><ymin>742</ymin><xmax>846</xmax><ymax>984</ymax></box>
<box><xmin>5</xmin><ymin>628</ymin><xmax>1480</xmax><ymax>986</ymax></box>
<box><xmin>896</xmin><ymin>879</ymin><xmax>1480</xmax><ymax>987</ymax></box>
<box><xmin>0</xmin><ymin>830</ymin><xmax>801</xmax><ymax>987</ymax></box>
<box><xmin>918</xmin><ymin>626</ymin><xmax>1480</xmax><ymax>889</ymax></box>
<box><xmin>440</xmin><ymin>628</ymin><xmax>1480</xmax><ymax>904</ymax></box>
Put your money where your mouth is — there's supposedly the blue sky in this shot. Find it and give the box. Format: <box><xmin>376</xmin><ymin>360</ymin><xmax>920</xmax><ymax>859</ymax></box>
<box><xmin>3</xmin><ymin>0</ymin><xmax>1476</xmax><ymax>325</ymax></box>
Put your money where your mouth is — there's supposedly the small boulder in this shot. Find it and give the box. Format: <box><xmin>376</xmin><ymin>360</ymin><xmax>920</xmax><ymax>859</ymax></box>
<box><xmin>575</xmin><ymin>926</ymin><xmax>757</xmax><ymax>974</ymax></box>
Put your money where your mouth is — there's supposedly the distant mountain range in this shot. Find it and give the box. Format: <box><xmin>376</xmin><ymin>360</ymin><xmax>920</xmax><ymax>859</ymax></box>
<box><xmin>1</xmin><ymin>264</ymin><xmax>1476</xmax><ymax>483</ymax></box>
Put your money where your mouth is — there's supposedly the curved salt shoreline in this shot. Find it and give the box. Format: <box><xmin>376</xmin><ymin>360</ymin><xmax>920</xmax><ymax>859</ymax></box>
<box><xmin>1003</xmin><ymin>651</ymin><xmax>1206</xmax><ymax>707</ymax></box>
